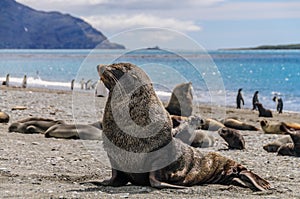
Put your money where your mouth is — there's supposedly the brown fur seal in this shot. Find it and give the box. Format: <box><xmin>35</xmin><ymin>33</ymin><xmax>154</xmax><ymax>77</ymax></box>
<box><xmin>218</xmin><ymin>127</ymin><xmax>245</xmax><ymax>150</ymax></box>
<box><xmin>165</xmin><ymin>82</ymin><xmax>193</xmax><ymax>117</ymax></box>
<box><xmin>8</xmin><ymin>117</ymin><xmax>64</xmax><ymax>134</ymax></box>
<box><xmin>222</xmin><ymin>118</ymin><xmax>258</xmax><ymax>131</ymax></box>
<box><xmin>261</xmin><ymin>120</ymin><xmax>300</xmax><ymax>134</ymax></box>
<box><xmin>201</xmin><ymin>118</ymin><xmax>225</xmax><ymax>131</ymax></box>
<box><xmin>277</xmin><ymin>143</ymin><xmax>295</xmax><ymax>156</ymax></box>
<box><xmin>45</xmin><ymin>124</ymin><xmax>102</xmax><ymax>140</ymax></box>
<box><xmin>263</xmin><ymin>135</ymin><xmax>292</xmax><ymax>153</ymax></box>
<box><xmin>0</xmin><ymin>111</ymin><xmax>9</xmax><ymax>123</ymax></box>
<box><xmin>256</xmin><ymin>103</ymin><xmax>272</xmax><ymax>117</ymax></box>
<box><xmin>260</xmin><ymin>120</ymin><xmax>284</xmax><ymax>134</ymax></box>
<box><xmin>277</xmin><ymin>125</ymin><xmax>300</xmax><ymax>157</ymax></box>
<box><xmin>86</xmin><ymin>62</ymin><xmax>270</xmax><ymax>191</ymax></box>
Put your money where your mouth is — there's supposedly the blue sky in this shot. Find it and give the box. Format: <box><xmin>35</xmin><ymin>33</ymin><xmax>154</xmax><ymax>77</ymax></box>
<box><xmin>17</xmin><ymin>0</ymin><xmax>300</xmax><ymax>50</ymax></box>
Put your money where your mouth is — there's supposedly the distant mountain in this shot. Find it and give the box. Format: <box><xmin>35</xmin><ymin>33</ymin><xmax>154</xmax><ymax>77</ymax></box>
<box><xmin>223</xmin><ymin>44</ymin><xmax>300</xmax><ymax>50</ymax></box>
<box><xmin>0</xmin><ymin>0</ymin><xmax>125</xmax><ymax>49</ymax></box>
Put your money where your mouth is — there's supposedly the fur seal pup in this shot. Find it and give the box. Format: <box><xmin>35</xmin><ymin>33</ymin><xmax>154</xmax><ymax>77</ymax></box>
<box><xmin>45</xmin><ymin>124</ymin><xmax>102</xmax><ymax>140</ymax></box>
<box><xmin>9</xmin><ymin>117</ymin><xmax>64</xmax><ymax>134</ymax></box>
<box><xmin>191</xmin><ymin>130</ymin><xmax>215</xmax><ymax>148</ymax></box>
<box><xmin>165</xmin><ymin>82</ymin><xmax>193</xmax><ymax>117</ymax></box>
<box><xmin>218</xmin><ymin>127</ymin><xmax>245</xmax><ymax>150</ymax></box>
<box><xmin>171</xmin><ymin>116</ymin><xmax>215</xmax><ymax>148</ymax></box>
<box><xmin>201</xmin><ymin>118</ymin><xmax>225</xmax><ymax>131</ymax></box>
<box><xmin>0</xmin><ymin>111</ymin><xmax>9</xmax><ymax>123</ymax></box>
<box><xmin>170</xmin><ymin>115</ymin><xmax>188</xmax><ymax>128</ymax></box>
<box><xmin>89</xmin><ymin>62</ymin><xmax>270</xmax><ymax>191</ymax></box>
<box><xmin>263</xmin><ymin>136</ymin><xmax>292</xmax><ymax>153</ymax></box>
<box><xmin>222</xmin><ymin>118</ymin><xmax>258</xmax><ymax>131</ymax></box>
<box><xmin>256</xmin><ymin>103</ymin><xmax>272</xmax><ymax>117</ymax></box>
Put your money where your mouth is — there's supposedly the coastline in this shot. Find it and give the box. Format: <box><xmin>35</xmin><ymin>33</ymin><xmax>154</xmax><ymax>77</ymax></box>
<box><xmin>1</xmin><ymin>86</ymin><xmax>300</xmax><ymax>198</ymax></box>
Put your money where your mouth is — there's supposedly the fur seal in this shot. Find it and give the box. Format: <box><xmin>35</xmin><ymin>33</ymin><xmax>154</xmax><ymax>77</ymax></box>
<box><xmin>218</xmin><ymin>127</ymin><xmax>245</xmax><ymax>150</ymax></box>
<box><xmin>256</xmin><ymin>103</ymin><xmax>272</xmax><ymax>117</ymax></box>
<box><xmin>277</xmin><ymin>143</ymin><xmax>295</xmax><ymax>156</ymax></box>
<box><xmin>8</xmin><ymin>117</ymin><xmax>64</xmax><ymax>134</ymax></box>
<box><xmin>260</xmin><ymin>120</ymin><xmax>284</xmax><ymax>134</ymax></box>
<box><xmin>236</xmin><ymin>88</ymin><xmax>244</xmax><ymax>109</ymax></box>
<box><xmin>165</xmin><ymin>82</ymin><xmax>193</xmax><ymax>117</ymax></box>
<box><xmin>277</xmin><ymin>125</ymin><xmax>300</xmax><ymax>157</ymax></box>
<box><xmin>171</xmin><ymin>116</ymin><xmax>215</xmax><ymax>148</ymax></box>
<box><xmin>222</xmin><ymin>118</ymin><xmax>258</xmax><ymax>131</ymax></box>
<box><xmin>263</xmin><ymin>135</ymin><xmax>292</xmax><ymax>153</ymax></box>
<box><xmin>191</xmin><ymin>130</ymin><xmax>215</xmax><ymax>148</ymax></box>
<box><xmin>45</xmin><ymin>124</ymin><xmax>102</xmax><ymax>140</ymax></box>
<box><xmin>201</xmin><ymin>118</ymin><xmax>225</xmax><ymax>131</ymax></box>
<box><xmin>88</xmin><ymin>62</ymin><xmax>270</xmax><ymax>191</ymax></box>
<box><xmin>261</xmin><ymin>120</ymin><xmax>300</xmax><ymax>134</ymax></box>
<box><xmin>0</xmin><ymin>111</ymin><xmax>9</xmax><ymax>123</ymax></box>
<box><xmin>170</xmin><ymin>115</ymin><xmax>188</xmax><ymax>128</ymax></box>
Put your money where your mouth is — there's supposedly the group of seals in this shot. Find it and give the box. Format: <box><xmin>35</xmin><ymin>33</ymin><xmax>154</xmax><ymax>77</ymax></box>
<box><xmin>263</xmin><ymin>135</ymin><xmax>292</xmax><ymax>153</ymax></box>
<box><xmin>264</xmin><ymin>125</ymin><xmax>300</xmax><ymax>157</ymax></box>
<box><xmin>90</xmin><ymin>63</ymin><xmax>270</xmax><ymax>191</ymax></box>
<box><xmin>8</xmin><ymin>117</ymin><xmax>102</xmax><ymax>140</ymax></box>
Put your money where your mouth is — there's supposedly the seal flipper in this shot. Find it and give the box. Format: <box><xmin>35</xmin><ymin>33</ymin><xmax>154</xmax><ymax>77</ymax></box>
<box><xmin>149</xmin><ymin>171</ymin><xmax>186</xmax><ymax>189</ymax></box>
<box><xmin>238</xmin><ymin>170</ymin><xmax>271</xmax><ymax>191</ymax></box>
<box><xmin>81</xmin><ymin>169</ymin><xmax>129</xmax><ymax>187</ymax></box>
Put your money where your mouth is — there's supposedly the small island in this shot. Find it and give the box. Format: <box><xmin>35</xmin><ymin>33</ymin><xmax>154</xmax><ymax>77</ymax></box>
<box><xmin>223</xmin><ymin>44</ymin><xmax>300</xmax><ymax>50</ymax></box>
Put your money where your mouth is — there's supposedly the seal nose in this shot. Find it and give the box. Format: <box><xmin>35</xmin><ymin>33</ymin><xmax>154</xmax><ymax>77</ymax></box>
<box><xmin>97</xmin><ymin>64</ymin><xmax>107</xmax><ymax>77</ymax></box>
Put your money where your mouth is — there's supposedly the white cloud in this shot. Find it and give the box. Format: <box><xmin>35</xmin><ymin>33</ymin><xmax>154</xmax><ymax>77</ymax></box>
<box><xmin>83</xmin><ymin>14</ymin><xmax>202</xmax><ymax>33</ymax></box>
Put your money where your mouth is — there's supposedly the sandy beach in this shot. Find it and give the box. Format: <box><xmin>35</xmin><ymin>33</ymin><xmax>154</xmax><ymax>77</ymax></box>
<box><xmin>1</xmin><ymin>86</ymin><xmax>300</xmax><ymax>198</ymax></box>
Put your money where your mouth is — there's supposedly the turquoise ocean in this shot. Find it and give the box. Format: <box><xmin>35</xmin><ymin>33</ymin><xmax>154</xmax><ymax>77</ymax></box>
<box><xmin>0</xmin><ymin>49</ymin><xmax>300</xmax><ymax>112</ymax></box>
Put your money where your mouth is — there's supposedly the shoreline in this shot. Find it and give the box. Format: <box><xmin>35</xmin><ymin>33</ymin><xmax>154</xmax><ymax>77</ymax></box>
<box><xmin>2</xmin><ymin>85</ymin><xmax>300</xmax><ymax>116</ymax></box>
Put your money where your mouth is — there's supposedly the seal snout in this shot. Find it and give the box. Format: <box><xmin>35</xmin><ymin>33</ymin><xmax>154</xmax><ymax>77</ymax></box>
<box><xmin>97</xmin><ymin>64</ymin><xmax>108</xmax><ymax>77</ymax></box>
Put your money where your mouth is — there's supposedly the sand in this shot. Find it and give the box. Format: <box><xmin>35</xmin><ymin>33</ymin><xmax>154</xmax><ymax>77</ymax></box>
<box><xmin>1</xmin><ymin>86</ymin><xmax>300</xmax><ymax>198</ymax></box>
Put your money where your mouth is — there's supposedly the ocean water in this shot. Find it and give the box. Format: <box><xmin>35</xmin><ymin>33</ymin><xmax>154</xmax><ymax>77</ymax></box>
<box><xmin>0</xmin><ymin>49</ymin><xmax>300</xmax><ymax>112</ymax></box>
